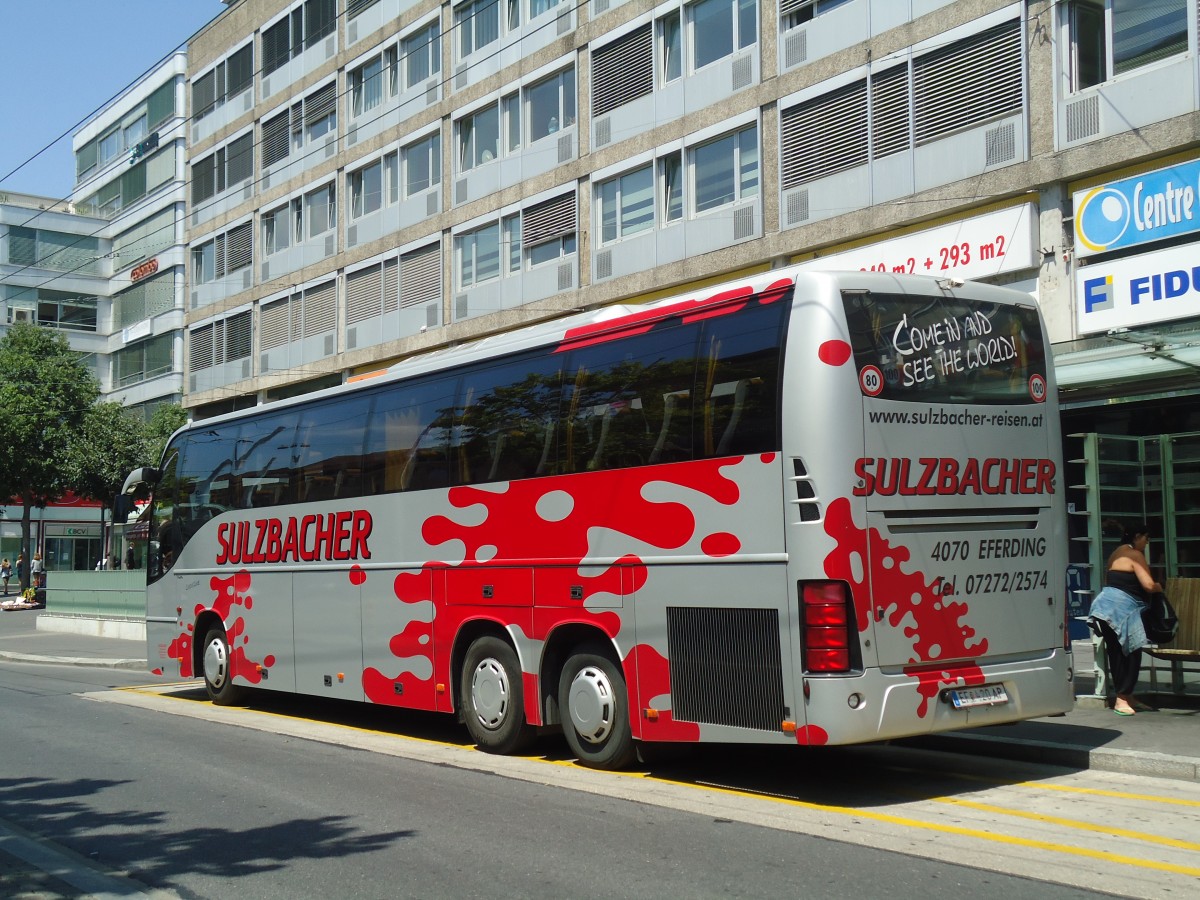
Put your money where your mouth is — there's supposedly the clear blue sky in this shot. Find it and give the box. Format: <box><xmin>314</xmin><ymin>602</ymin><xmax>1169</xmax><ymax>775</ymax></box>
<box><xmin>0</xmin><ymin>1</ymin><xmax>228</xmax><ymax>200</ymax></box>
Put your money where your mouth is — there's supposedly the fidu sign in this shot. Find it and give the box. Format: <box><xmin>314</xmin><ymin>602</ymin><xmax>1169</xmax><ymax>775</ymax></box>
<box><xmin>1073</xmin><ymin>158</ymin><xmax>1200</xmax><ymax>258</ymax></box>
<box><xmin>1077</xmin><ymin>242</ymin><xmax>1200</xmax><ymax>334</ymax></box>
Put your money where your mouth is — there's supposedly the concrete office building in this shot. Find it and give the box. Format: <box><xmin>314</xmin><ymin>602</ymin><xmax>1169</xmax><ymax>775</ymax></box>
<box><xmin>181</xmin><ymin>0</ymin><xmax>1200</xmax><ymax>596</ymax></box>
<box><xmin>0</xmin><ymin>192</ymin><xmax>111</xmax><ymax>569</ymax></box>
<box><xmin>71</xmin><ymin>51</ymin><xmax>191</xmax><ymax>421</ymax></box>
<box><xmin>0</xmin><ymin>54</ymin><xmax>191</xmax><ymax>570</ymax></box>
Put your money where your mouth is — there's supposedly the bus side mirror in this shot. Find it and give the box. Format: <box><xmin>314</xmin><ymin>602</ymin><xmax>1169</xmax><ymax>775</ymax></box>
<box><xmin>122</xmin><ymin>466</ymin><xmax>160</xmax><ymax>495</ymax></box>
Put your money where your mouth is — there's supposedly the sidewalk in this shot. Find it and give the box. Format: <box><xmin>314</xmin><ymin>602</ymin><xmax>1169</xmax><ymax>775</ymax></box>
<box><xmin>1</xmin><ymin>609</ymin><xmax>1197</xmax><ymax>780</ymax></box>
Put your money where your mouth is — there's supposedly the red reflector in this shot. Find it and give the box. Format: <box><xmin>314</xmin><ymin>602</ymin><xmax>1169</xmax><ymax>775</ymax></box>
<box><xmin>804</xmin><ymin>582</ymin><xmax>846</xmax><ymax>605</ymax></box>
<box><xmin>806</xmin><ymin>627</ymin><xmax>849</xmax><ymax>649</ymax></box>
<box><xmin>805</xmin><ymin>604</ymin><xmax>848</xmax><ymax>627</ymax></box>
<box><xmin>807</xmin><ymin>649</ymin><xmax>851</xmax><ymax>672</ymax></box>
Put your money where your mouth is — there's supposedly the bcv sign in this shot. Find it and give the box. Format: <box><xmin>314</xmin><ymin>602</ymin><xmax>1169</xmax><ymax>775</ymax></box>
<box><xmin>1073</xmin><ymin>158</ymin><xmax>1200</xmax><ymax>258</ymax></box>
<box><xmin>1077</xmin><ymin>243</ymin><xmax>1200</xmax><ymax>335</ymax></box>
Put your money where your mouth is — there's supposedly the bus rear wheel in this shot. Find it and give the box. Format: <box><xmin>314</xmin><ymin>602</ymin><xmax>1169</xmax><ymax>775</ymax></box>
<box><xmin>202</xmin><ymin>625</ymin><xmax>247</xmax><ymax>706</ymax></box>
<box><xmin>461</xmin><ymin>636</ymin><xmax>535</xmax><ymax>754</ymax></box>
<box><xmin>559</xmin><ymin>646</ymin><xmax>635</xmax><ymax>770</ymax></box>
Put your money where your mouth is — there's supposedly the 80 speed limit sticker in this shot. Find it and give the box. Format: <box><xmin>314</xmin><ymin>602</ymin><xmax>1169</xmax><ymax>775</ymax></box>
<box><xmin>859</xmin><ymin>365</ymin><xmax>885</xmax><ymax>397</ymax></box>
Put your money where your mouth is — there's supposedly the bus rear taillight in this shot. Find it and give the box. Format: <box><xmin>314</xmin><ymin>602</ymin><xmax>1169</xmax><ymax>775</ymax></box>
<box><xmin>803</xmin><ymin>581</ymin><xmax>853</xmax><ymax>673</ymax></box>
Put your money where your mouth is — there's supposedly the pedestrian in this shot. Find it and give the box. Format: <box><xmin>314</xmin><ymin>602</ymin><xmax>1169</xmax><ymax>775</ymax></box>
<box><xmin>1</xmin><ymin>558</ymin><xmax>10</xmax><ymax>596</ymax></box>
<box><xmin>1088</xmin><ymin>522</ymin><xmax>1162</xmax><ymax>716</ymax></box>
<box><xmin>31</xmin><ymin>552</ymin><xmax>45</xmax><ymax>589</ymax></box>
<box><xmin>125</xmin><ymin>546</ymin><xmax>136</xmax><ymax>570</ymax></box>
<box><xmin>14</xmin><ymin>553</ymin><xmax>25</xmax><ymax>590</ymax></box>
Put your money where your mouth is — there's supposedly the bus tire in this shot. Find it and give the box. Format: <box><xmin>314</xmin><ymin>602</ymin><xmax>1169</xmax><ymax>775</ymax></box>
<box><xmin>202</xmin><ymin>625</ymin><xmax>247</xmax><ymax>706</ymax></box>
<box><xmin>461</xmin><ymin>636</ymin><xmax>535</xmax><ymax>755</ymax></box>
<box><xmin>559</xmin><ymin>646</ymin><xmax>635</xmax><ymax>770</ymax></box>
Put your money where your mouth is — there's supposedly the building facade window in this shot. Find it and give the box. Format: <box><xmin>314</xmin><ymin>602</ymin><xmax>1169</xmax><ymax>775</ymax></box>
<box><xmin>458</xmin><ymin>222</ymin><xmax>501</xmax><ymax>287</ymax></box>
<box><xmin>350</xmin><ymin>160</ymin><xmax>385</xmax><ymax>218</ymax></box>
<box><xmin>191</xmin><ymin>132</ymin><xmax>253</xmax><ymax>206</ymax></box>
<box><xmin>263</xmin><ymin>0</ymin><xmax>336</xmax><ymax>75</ymax></box>
<box><xmin>456</xmin><ymin>0</ymin><xmax>501</xmax><ymax>58</ymax></box>
<box><xmin>403</xmin><ymin>132</ymin><xmax>441</xmax><ymax>196</ymax></box>
<box><xmin>458</xmin><ymin>103</ymin><xmax>500</xmax><ymax>170</ymax></box>
<box><xmin>691</xmin><ymin>0</ymin><xmax>757</xmax><ymax>71</ymax></box>
<box><xmin>693</xmin><ymin>125</ymin><xmax>758</xmax><ymax>212</ymax></box>
<box><xmin>779</xmin><ymin>0</ymin><xmax>852</xmax><ymax>30</ymax></box>
<box><xmin>1065</xmin><ymin>0</ymin><xmax>1187</xmax><ymax>91</ymax></box>
<box><xmin>193</xmin><ymin>43</ymin><xmax>254</xmax><ymax>119</ymax></box>
<box><xmin>404</xmin><ymin>22</ymin><xmax>441</xmax><ymax>86</ymax></box>
<box><xmin>114</xmin><ymin>333</ymin><xmax>174</xmax><ymax>387</ymax></box>
<box><xmin>191</xmin><ymin>223</ymin><xmax>253</xmax><ymax>285</ymax></box>
<box><xmin>526</xmin><ymin>68</ymin><xmax>575</xmax><ymax>141</ymax></box>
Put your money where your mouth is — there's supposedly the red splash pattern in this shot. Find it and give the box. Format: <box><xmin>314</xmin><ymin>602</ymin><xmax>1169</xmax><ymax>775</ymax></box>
<box><xmin>166</xmin><ymin>570</ymin><xmax>275</xmax><ymax>686</ymax></box>
<box><xmin>818</xmin><ymin>340</ymin><xmax>853</xmax><ymax>367</ymax></box>
<box><xmin>823</xmin><ymin>497</ymin><xmax>987</xmax><ymax>716</ymax></box>
<box><xmin>625</xmin><ymin>644</ymin><xmax>701</xmax><ymax>742</ymax></box>
<box><xmin>795</xmin><ymin>725</ymin><xmax>829</xmax><ymax>746</ymax></box>
<box><xmin>362</xmin><ymin>459</ymin><xmax>747</xmax><ymax>736</ymax></box>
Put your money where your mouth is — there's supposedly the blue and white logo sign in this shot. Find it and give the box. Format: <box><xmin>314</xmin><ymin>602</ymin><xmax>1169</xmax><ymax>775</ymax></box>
<box><xmin>1076</xmin><ymin>243</ymin><xmax>1200</xmax><ymax>334</ymax></box>
<box><xmin>1073</xmin><ymin>159</ymin><xmax>1200</xmax><ymax>258</ymax></box>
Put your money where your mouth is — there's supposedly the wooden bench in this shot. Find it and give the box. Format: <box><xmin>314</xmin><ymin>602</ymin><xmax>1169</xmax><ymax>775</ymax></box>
<box><xmin>1145</xmin><ymin>578</ymin><xmax>1200</xmax><ymax>694</ymax></box>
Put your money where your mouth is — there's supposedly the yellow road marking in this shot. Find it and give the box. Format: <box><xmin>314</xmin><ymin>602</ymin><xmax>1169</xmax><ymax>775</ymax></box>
<box><xmin>934</xmin><ymin>797</ymin><xmax>1200</xmax><ymax>852</ymax></box>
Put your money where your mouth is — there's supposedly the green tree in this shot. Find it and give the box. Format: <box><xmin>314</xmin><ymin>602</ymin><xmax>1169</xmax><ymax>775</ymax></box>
<box><xmin>145</xmin><ymin>403</ymin><xmax>188</xmax><ymax>468</ymax></box>
<box><xmin>0</xmin><ymin>323</ymin><xmax>99</xmax><ymax>589</ymax></box>
<box><xmin>66</xmin><ymin>402</ymin><xmax>152</xmax><ymax>564</ymax></box>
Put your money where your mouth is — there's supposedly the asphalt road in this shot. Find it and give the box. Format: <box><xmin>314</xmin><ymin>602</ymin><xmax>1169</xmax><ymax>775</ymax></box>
<box><xmin>2</xmin><ymin>659</ymin><xmax>1196</xmax><ymax>899</ymax></box>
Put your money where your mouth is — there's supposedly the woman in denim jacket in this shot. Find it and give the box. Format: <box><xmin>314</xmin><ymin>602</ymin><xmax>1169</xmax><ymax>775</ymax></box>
<box><xmin>1088</xmin><ymin>523</ymin><xmax>1162</xmax><ymax>716</ymax></box>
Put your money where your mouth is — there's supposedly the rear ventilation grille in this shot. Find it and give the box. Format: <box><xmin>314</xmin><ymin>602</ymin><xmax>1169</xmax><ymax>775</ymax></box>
<box><xmin>792</xmin><ymin>457</ymin><xmax>820</xmax><ymax>522</ymax></box>
<box><xmin>667</xmin><ymin>607</ymin><xmax>785</xmax><ymax>731</ymax></box>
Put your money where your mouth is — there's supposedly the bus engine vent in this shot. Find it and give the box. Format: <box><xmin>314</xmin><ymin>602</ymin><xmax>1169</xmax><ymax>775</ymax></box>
<box><xmin>666</xmin><ymin>607</ymin><xmax>785</xmax><ymax>731</ymax></box>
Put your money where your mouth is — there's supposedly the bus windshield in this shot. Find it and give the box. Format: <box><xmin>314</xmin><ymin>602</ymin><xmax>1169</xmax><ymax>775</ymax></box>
<box><xmin>841</xmin><ymin>290</ymin><xmax>1047</xmax><ymax>405</ymax></box>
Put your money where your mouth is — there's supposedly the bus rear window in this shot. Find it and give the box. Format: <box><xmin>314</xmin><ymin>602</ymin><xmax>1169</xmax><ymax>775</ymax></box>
<box><xmin>840</xmin><ymin>290</ymin><xmax>1047</xmax><ymax>405</ymax></box>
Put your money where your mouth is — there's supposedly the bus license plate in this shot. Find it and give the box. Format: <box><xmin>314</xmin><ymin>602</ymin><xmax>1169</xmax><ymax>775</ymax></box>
<box><xmin>949</xmin><ymin>685</ymin><xmax>1009</xmax><ymax>709</ymax></box>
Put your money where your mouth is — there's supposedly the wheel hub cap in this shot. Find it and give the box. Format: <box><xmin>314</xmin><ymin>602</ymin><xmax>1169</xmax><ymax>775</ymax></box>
<box><xmin>471</xmin><ymin>658</ymin><xmax>510</xmax><ymax>730</ymax></box>
<box><xmin>567</xmin><ymin>666</ymin><xmax>614</xmax><ymax>744</ymax></box>
<box><xmin>203</xmin><ymin>637</ymin><xmax>229</xmax><ymax>689</ymax></box>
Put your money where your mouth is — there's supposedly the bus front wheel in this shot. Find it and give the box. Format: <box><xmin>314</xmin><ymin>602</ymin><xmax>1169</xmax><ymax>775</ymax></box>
<box><xmin>202</xmin><ymin>625</ymin><xmax>247</xmax><ymax>706</ymax></box>
<box><xmin>461</xmin><ymin>636</ymin><xmax>535</xmax><ymax>754</ymax></box>
<box><xmin>559</xmin><ymin>646</ymin><xmax>635</xmax><ymax>770</ymax></box>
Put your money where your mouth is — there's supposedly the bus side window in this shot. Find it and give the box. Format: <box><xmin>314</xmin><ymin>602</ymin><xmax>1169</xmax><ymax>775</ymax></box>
<box><xmin>294</xmin><ymin>394</ymin><xmax>370</xmax><ymax>502</ymax></box>
<box><xmin>561</xmin><ymin>321</ymin><xmax>699</xmax><ymax>472</ymax></box>
<box><xmin>451</xmin><ymin>352</ymin><xmax>563</xmax><ymax>485</ymax></box>
<box><xmin>364</xmin><ymin>377</ymin><xmax>456</xmax><ymax>494</ymax></box>
<box><xmin>698</xmin><ymin>301</ymin><xmax>786</xmax><ymax>458</ymax></box>
<box><xmin>237</xmin><ymin>414</ymin><xmax>296</xmax><ymax>508</ymax></box>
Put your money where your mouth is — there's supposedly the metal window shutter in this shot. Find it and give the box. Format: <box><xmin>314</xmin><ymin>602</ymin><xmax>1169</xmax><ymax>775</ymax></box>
<box><xmin>147</xmin><ymin>80</ymin><xmax>175</xmax><ymax>130</ymax></box>
<box><xmin>913</xmin><ymin>19</ymin><xmax>1021</xmax><ymax>145</ymax></box>
<box><xmin>224</xmin><ymin>313</ymin><xmax>251</xmax><ymax>361</ymax></box>
<box><xmin>778</xmin><ymin>0</ymin><xmax>813</xmax><ymax>16</ymax></box>
<box><xmin>870</xmin><ymin>64</ymin><xmax>910</xmax><ymax>159</ymax></box>
<box><xmin>226</xmin><ymin>133</ymin><xmax>253</xmax><ymax>186</ymax></box>
<box><xmin>346</xmin><ymin>264</ymin><xmax>383</xmax><ymax>325</ymax></box>
<box><xmin>214</xmin><ymin>234</ymin><xmax>227</xmax><ymax>278</ymax></box>
<box><xmin>260</xmin><ymin>298</ymin><xmax>292</xmax><ymax>350</ymax></box>
<box><xmin>262</xmin><ymin>111</ymin><xmax>291</xmax><ymax>167</ymax></box>
<box><xmin>303</xmin><ymin>280</ymin><xmax>337</xmax><ymax>336</ymax></box>
<box><xmin>522</xmin><ymin>192</ymin><xmax>576</xmax><ymax>247</ymax></box>
<box><xmin>263</xmin><ymin>19</ymin><xmax>291</xmax><ymax>74</ymax></box>
<box><xmin>189</xmin><ymin>324</ymin><xmax>214</xmax><ymax>371</ymax></box>
<box><xmin>400</xmin><ymin>243</ymin><xmax>440</xmax><ymax>308</ymax></box>
<box><xmin>226</xmin><ymin>44</ymin><xmax>253</xmax><ymax>98</ymax></box>
<box><xmin>780</xmin><ymin>79</ymin><xmax>868</xmax><ymax>189</ymax></box>
<box><xmin>305</xmin><ymin>82</ymin><xmax>337</xmax><ymax>126</ymax></box>
<box><xmin>382</xmin><ymin>256</ymin><xmax>399</xmax><ymax>313</ymax></box>
<box><xmin>226</xmin><ymin>222</ymin><xmax>253</xmax><ymax>272</ymax></box>
<box><xmin>592</xmin><ymin>24</ymin><xmax>653</xmax><ymax>117</ymax></box>
<box><xmin>191</xmin><ymin>155</ymin><xmax>216</xmax><ymax>203</ymax></box>
<box><xmin>193</xmin><ymin>70</ymin><xmax>216</xmax><ymax>117</ymax></box>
